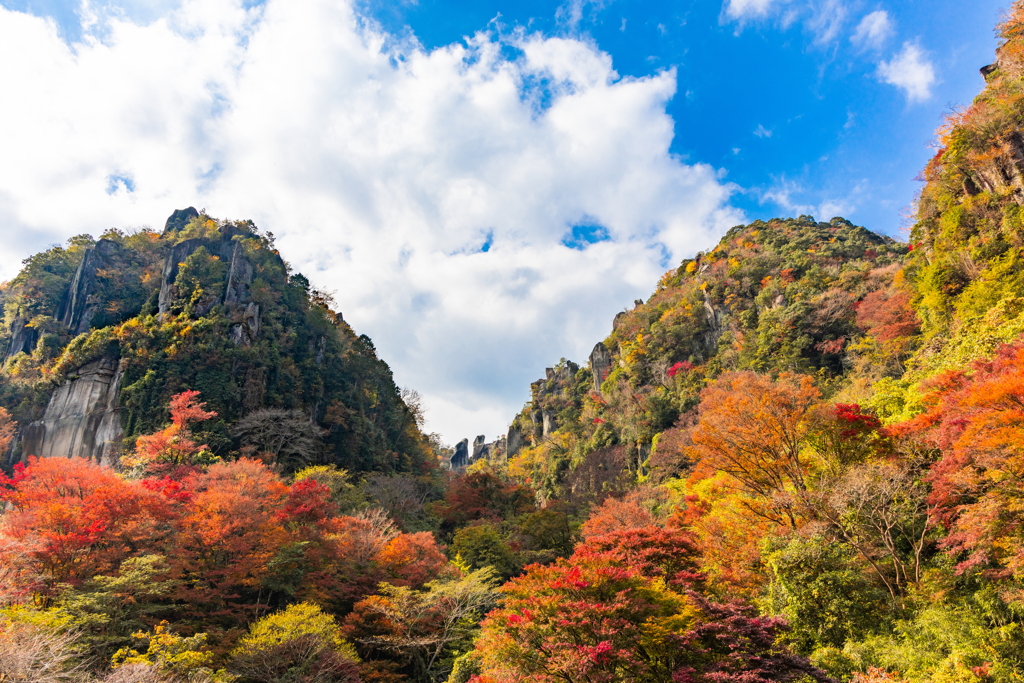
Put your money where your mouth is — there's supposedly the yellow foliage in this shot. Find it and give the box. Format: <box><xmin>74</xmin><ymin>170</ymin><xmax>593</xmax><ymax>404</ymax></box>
<box><xmin>112</xmin><ymin>621</ymin><xmax>226</xmax><ymax>679</ymax></box>
<box><xmin>232</xmin><ymin>602</ymin><xmax>358</xmax><ymax>663</ymax></box>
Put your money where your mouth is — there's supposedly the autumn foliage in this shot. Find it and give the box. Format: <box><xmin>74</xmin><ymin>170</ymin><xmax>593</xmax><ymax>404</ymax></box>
<box><xmin>471</xmin><ymin>522</ymin><xmax>828</xmax><ymax>683</ymax></box>
<box><xmin>122</xmin><ymin>390</ymin><xmax>218</xmax><ymax>476</ymax></box>
<box><xmin>895</xmin><ymin>340</ymin><xmax>1024</xmax><ymax>577</ymax></box>
<box><xmin>0</xmin><ymin>447</ymin><xmax>449</xmax><ymax>642</ymax></box>
<box><xmin>688</xmin><ymin>372</ymin><xmax>821</xmax><ymax>527</ymax></box>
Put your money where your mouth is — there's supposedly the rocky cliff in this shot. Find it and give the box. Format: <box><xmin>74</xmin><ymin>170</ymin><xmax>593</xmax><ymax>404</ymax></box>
<box><xmin>1</xmin><ymin>209</ymin><xmax>434</xmax><ymax>475</ymax></box>
<box><xmin>485</xmin><ymin>216</ymin><xmax>909</xmax><ymax>497</ymax></box>
<box><xmin>21</xmin><ymin>356</ymin><xmax>123</xmax><ymax>465</ymax></box>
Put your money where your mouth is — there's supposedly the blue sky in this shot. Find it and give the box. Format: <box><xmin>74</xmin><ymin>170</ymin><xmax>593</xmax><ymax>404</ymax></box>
<box><xmin>0</xmin><ymin>0</ymin><xmax>1005</xmax><ymax>443</ymax></box>
<box><xmin>362</xmin><ymin>0</ymin><xmax>1003</xmax><ymax>237</ymax></box>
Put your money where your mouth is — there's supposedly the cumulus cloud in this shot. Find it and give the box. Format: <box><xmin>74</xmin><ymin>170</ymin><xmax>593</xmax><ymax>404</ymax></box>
<box><xmin>851</xmin><ymin>10</ymin><xmax>893</xmax><ymax>51</ymax></box>
<box><xmin>0</xmin><ymin>0</ymin><xmax>740</xmax><ymax>444</ymax></box>
<box><xmin>878</xmin><ymin>41</ymin><xmax>936</xmax><ymax>102</ymax></box>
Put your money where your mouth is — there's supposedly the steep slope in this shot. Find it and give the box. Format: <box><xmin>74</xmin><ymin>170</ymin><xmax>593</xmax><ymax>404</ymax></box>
<box><xmin>488</xmin><ymin>216</ymin><xmax>912</xmax><ymax>498</ymax></box>
<box><xmin>0</xmin><ymin>208</ymin><xmax>433</xmax><ymax>474</ymax></box>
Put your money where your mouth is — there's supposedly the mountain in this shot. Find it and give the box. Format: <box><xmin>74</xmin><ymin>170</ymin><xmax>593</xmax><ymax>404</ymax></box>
<box><xmin>6</xmin><ymin>6</ymin><xmax>1024</xmax><ymax>683</ymax></box>
<box><xmin>0</xmin><ymin>208</ymin><xmax>435</xmax><ymax>474</ymax></box>
<box><xmin>476</xmin><ymin>216</ymin><xmax>913</xmax><ymax>493</ymax></box>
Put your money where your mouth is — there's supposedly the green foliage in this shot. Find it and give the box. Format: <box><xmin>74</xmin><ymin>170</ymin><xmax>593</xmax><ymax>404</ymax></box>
<box><xmin>229</xmin><ymin>603</ymin><xmax>360</xmax><ymax>683</ymax></box>
<box><xmin>450</xmin><ymin>524</ymin><xmax>520</xmax><ymax>580</ymax></box>
<box><xmin>55</xmin><ymin>555</ymin><xmax>179</xmax><ymax>660</ymax></box>
<box><xmin>0</xmin><ymin>212</ymin><xmax>433</xmax><ymax>475</ymax></box>
<box><xmin>761</xmin><ymin>535</ymin><xmax>891</xmax><ymax>654</ymax></box>
<box><xmin>446</xmin><ymin>650</ymin><xmax>481</xmax><ymax>683</ymax></box>
<box><xmin>172</xmin><ymin>247</ymin><xmax>228</xmax><ymax>318</ymax></box>
<box><xmin>835</xmin><ymin>581</ymin><xmax>1024</xmax><ymax>683</ymax></box>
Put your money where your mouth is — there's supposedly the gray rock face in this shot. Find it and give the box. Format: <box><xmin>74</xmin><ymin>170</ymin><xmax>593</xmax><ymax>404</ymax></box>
<box><xmin>21</xmin><ymin>357</ymin><xmax>124</xmax><ymax>466</ymax></box>
<box><xmin>229</xmin><ymin>303</ymin><xmax>262</xmax><ymax>347</ymax></box>
<box><xmin>5</xmin><ymin>317</ymin><xmax>38</xmax><ymax>362</ymax></box>
<box><xmin>491</xmin><ymin>435</ymin><xmax>507</xmax><ymax>462</ymax></box>
<box><xmin>507</xmin><ymin>426</ymin><xmax>523</xmax><ymax>459</ymax></box>
<box><xmin>542</xmin><ymin>410</ymin><xmax>557</xmax><ymax>437</ymax></box>
<box><xmin>553</xmin><ymin>361</ymin><xmax>578</xmax><ymax>382</ymax></box>
<box><xmin>163</xmin><ymin>207</ymin><xmax>200</xmax><ymax>234</ymax></box>
<box><xmin>589</xmin><ymin>342</ymin><xmax>612</xmax><ymax>392</ymax></box>
<box><xmin>58</xmin><ymin>239</ymin><xmax>122</xmax><ymax>336</ymax></box>
<box><xmin>531</xmin><ymin>410</ymin><xmax>544</xmax><ymax>440</ymax></box>
<box><xmin>702</xmin><ymin>290</ymin><xmax>722</xmax><ymax>354</ymax></box>
<box><xmin>469</xmin><ymin>434</ymin><xmax>506</xmax><ymax>464</ymax></box>
<box><xmin>450</xmin><ymin>438</ymin><xmax>470</xmax><ymax>470</ymax></box>
<box><xmin>965</xmin><ymin>131</ymin><xmax>1024</xmax><ymax>205</ymax></box>
<box><xmin>224</xmin><ymin>241</ymin><xmax>254</xmax><ymax>306</ymax></box>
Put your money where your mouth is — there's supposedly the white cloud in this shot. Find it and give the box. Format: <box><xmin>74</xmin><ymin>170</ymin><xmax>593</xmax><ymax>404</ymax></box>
<box><xmin>851</xmin><ymin>10</ymin><xmax>893</xmax><ymax>51</ymax></box>
<box><xmin>724</xmin><ymin>0</ymin><xmax>849</xmax><ymax>44</ymax></box>
<box><xmin>0</xmin><ymin>0</ymin><xmax>741</xmax><ymax>445</ymax></box>
<box><xmin>762</xmin><ymin>178</ymin><xmax>853</xmax><ymax>221</ymax></box>
<box><xmin>724</xmin><ymin>0</ymin><xmax>779</xmax><ymax>21</ymax></box>
<box><xmin>754</xmin><ymin>124</ymin><xmax>773</xmax><ymax>138</ymax></box>
<box><xmin>878</xmin><ymin>41</ymin><xmax>936</xmax><ymax>102</ymax></box>
<box><xmin>806</xmin><ymin>0</ymin><xmax>848</xmax><ymax>45</ymax></box>
<box><xmin>556</xmin><ymin>0</ymin><xmax>610</xmax><ymax>30</ymax></box>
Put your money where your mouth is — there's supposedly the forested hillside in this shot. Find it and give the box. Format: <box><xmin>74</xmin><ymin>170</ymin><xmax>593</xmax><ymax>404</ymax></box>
<box><xmin>0</xmin><ymin>208</ymin><xmax>434</xmax><ymax>474</ymax></box>
<box><xmin>5</xmin><ymin>4</ymin><xmax>1024</xmax><ymax>683</ymax></box>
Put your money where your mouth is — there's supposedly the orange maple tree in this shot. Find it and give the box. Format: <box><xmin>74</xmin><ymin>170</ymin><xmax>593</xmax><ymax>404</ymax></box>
<box><xmin>687</xmin><ymin>371</ymin><xmax>821</xmax><ymax>528</ymax></box>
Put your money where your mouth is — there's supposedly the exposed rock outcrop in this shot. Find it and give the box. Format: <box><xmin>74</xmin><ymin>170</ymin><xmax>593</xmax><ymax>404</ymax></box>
<box><xmin>589</xmin><ymin>342</ymin><xmax>612</xmax><ymax>393</ymax></box>
<box><xmin>509</xmin><ymin>361</ymin><xmax>583</xmax><ymax>447</ymax></box>
<box><xmin>163</xmin><ymin>206</ymin><xmax>200</xmax><ymax>234</ymax></box>
<box><xmin>224</xmin><ymin>241</ymin><xmax>254</xmax><ymax>306</ymax></box>
<box><xmin>4</xmin><ymin>317</ymin><xmax>37</xmax><ymax>362</ymax></box>
<box><xmin>156</xmin><ymin>210</ymin><xmax>262</xmax><ymax>345</ymax></box>
<box><xmin>230</xmin><ymin>302</ymin><xmax>262</xmax><ymax>347</ymax></box>
<box><xmin>553</xmin><ymin>361</ymin><xmax>578</xmax><ymax>382</ymax></box>
<box><xmin>507</xmin><ymin>425</ymin><xmax>524</xmax><ymax>459</ymax></box>
<box><xmin>470</xmin><ymin>435</ymin><xmax>506</xmax><ymax>464</ymax></box>
<box><xmin>58</xmin><ymin>239</ymin><xmax>122</xmax><ymax>336</ymax></box>
<box><xmin>542</xmin><ymin>410</ymin><xmax>557</xmax><ymax>437</ymax></box>
<box><xmin>450</xmin><ymin>438</ymin><xmax>470</xmax><ymax>469</ymax></box>
<box><xmin>702</xmin><ymin>290</ymin><xmax>722</xmax><ymax>353</ymax></box>
<box><xmin>21</xmin><ymin>356</ymin><xmax>124</xmax><ymax>466</ymax></box>
<box><xmin>472</xmin><ymin>435</ymin><xmax>487</xmax><ymax>460</ymax></box>
<box><xmin>965</xmin><ymin>131</ymin><xmax>1024</xmax><ymax>205</ymax></box>
<box><xmin>157</xmin><ymin>238</ymin><xmax>204</xmax><ymax>317</ymax></box>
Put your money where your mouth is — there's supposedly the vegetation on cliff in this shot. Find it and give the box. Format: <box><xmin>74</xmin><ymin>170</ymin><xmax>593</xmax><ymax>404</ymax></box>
<box><xmin>0</xmin><ymin>210</ymin><xmax>435</xmax><ymax>474</ymax></box>
<box><xmin>7</xmin><ymin>3</ymin><xmax>1024</xmax><ymax>683</ymax></box>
